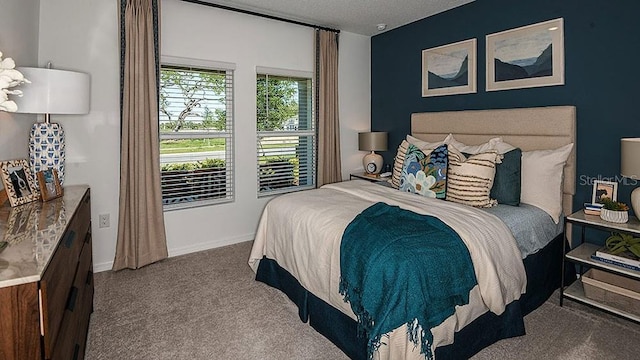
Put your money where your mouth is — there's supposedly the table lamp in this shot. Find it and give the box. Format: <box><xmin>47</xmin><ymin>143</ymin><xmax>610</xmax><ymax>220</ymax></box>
<box><xmin>358</xmin><ymin>132</ymin><xmax>387</xmax><ymax>175</ymax></box>
<box><xmin>621</xmin><ymin>138</ymin><xmax>640</xmax><ymax>216</ymax></box>
<box><xmin>14</xmin><ymin>65</ymin><xmax>90</xmax><ymax>185</ymax></box>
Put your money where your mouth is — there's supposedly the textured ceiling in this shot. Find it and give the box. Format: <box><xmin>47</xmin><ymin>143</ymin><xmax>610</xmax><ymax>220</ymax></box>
<box><xmin>192</xmin><ymin>0</ymin><xmax>474</xmax><ymax>36</ymax></box>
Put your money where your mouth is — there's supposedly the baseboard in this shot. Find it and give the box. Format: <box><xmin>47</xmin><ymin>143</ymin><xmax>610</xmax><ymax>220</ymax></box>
<box><xmin>92</xmin><ymin>232</ymin><xmax>255</xmax><ymax>273</ymax></box>
<box><xmin>168</xmin><ymin>232</ymin><xmax>255</xmax><ymax>258</ymax></box>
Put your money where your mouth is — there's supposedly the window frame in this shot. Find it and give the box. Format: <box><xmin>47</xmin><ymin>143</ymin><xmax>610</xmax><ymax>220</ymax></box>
<box><xmin>256</xmin><ymin>67</ymin><xmax>316</xmax><ymax>197</ymax></box>
<box><xmin>159</xmin><ymin>56</ymin><xmax>236</xmax><ymax>211</ymax></box>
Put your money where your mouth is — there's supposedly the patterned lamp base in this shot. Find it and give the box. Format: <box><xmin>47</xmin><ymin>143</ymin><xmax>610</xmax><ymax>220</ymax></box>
<box><xmin>29</xmin><ymin>122</ymin><xmax>65</xmax><ymax>185</ymax></box>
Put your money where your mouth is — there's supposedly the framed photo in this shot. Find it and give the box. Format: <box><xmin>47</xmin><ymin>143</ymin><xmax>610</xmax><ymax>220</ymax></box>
<box><xmin>592</xmin><ymin>180</ymin><xmax>618</xmax><ymax>204</ymax></box>
<box><xmin>422</xmin><ymin>38</ymin><xmax>477</xmax><ymax>97</ymax></box>
<box><xmin>0</xmin><ymin>159</ymin><xmax>40</xmax><ymax>207</ymax></box>
<box><xmin>486</xmin><ymin>18</ymin><xmax>564</xmax><ymax>91</ymax></box>
<box><xmin>37</xmin><ymin>168</ymin><xmax>63</xmax><ymax>202</ymax></box>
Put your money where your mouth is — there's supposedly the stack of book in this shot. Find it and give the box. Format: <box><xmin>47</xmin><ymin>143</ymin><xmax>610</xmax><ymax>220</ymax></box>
<box><xmin>591</xmin><ymin>246</ymin><xmax>640</xmax><ymax>272</ymax></box>
<box><xmin>584</xmin><ymin>202</ymin><xmax>604</xmax><ymax>216</ymax></box>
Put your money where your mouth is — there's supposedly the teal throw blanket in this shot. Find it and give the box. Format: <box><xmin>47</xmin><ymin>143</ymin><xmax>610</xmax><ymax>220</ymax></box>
<box><xmin>339</xmin><ymin>202</ymin><xmax>477</xmax><ymax>359</ymax></box>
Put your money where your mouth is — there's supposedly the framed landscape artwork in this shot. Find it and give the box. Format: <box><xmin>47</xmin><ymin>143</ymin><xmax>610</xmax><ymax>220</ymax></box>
<box><xmin>486</xmin><ymin>18</ymin><xmax>564</xmax><ymax>91</ymax></box>
<box><xmin>422</xmin><ymin>38</ymin><xmax>477</xmax><ymax>97</ymax></box>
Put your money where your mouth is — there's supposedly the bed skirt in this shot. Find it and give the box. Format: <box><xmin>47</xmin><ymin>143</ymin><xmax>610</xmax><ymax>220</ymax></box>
<box><xmin>255</xmin><ymin>233</ymin><xmax>575</xmax><ymax>359</ymax></box>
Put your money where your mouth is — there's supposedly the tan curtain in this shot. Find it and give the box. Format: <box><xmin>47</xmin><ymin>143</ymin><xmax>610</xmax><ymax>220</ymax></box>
<box><xmin>113</xmin><ymin>0</ymin><xmax>168</xmax><ymax>270</ymax></box>
<box><xmin>316</xmin><ymin>29</ymin><xmax>342</xmax><ymax>186</ymax></box>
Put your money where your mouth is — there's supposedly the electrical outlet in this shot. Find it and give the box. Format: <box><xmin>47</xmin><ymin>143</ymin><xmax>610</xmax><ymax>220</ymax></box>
<box><xmin>99</xmin><ymin>214</ymin><xmax>110</xmax><ymax>228</ymax></box>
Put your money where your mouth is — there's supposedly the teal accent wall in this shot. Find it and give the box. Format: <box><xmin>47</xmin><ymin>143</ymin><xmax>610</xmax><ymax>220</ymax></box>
<box><xmin>371</xmin><ymin>0</ymin><xmax>640</xmax><ymax>215</ymax></box>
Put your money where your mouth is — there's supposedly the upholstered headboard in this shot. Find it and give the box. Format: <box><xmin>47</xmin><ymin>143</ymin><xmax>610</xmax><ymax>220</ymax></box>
<box><xmin>411</xmin><ymin>106</ymin><xmax>576</xmax><ymax>216</ymax></box>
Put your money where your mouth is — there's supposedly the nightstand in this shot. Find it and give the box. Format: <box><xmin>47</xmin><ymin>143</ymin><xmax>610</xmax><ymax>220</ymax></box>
<box><xmin>349</xmin><ymin>173</ymin><xmax>392</xmax><ymax>186</ymax></box>
<box><xmin>561</xmin><ymin>210</ymin><xmax>640</xmax><ymax>323</ymax></box>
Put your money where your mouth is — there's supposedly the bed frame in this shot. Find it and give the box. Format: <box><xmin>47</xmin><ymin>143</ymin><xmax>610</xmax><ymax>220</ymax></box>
<box><xmin>257</xmin><ymin>106</ymin><xmax>577</xmax><ymax>359</ymax></box>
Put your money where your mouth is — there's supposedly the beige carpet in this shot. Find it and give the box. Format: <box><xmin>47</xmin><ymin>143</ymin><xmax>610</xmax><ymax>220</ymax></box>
<box><xmin>85</xmin><ymin>241</ymin><xmax>640</xmax><ymax>360</ymax></box>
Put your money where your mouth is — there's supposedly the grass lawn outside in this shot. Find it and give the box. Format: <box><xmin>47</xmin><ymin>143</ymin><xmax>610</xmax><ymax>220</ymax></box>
<box><xmin>160</xmin><ymin>138</ymin><xmax>303</xmax><ymax>155</ymax></box>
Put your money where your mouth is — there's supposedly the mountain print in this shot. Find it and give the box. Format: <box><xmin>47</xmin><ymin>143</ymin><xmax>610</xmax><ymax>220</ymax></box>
<box><xmin>495</xmin><ymin>44</ymin><xmax>552</xmax><ymax>82</ymax></box>
<box><xmin>428</xmin><ymin>55</ymin><xmax>469</xmax><ymax>89</ymax></box>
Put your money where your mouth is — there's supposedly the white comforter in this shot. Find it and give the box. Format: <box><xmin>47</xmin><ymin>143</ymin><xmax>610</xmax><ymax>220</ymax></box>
<box><xmin>249</xmin><ymin>180</ymin><xmax>526</xmax><ymax>359</ymax></box>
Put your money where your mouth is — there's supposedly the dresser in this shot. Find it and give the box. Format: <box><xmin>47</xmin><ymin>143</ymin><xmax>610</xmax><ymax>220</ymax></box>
<box><xmin>0</xmin><ymin>186</ymin><xmax>93</xmax><ymax>360</ymax></box>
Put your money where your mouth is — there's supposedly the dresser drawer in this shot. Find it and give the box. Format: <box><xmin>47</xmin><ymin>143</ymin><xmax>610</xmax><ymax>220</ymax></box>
<box><xmin>40</xmin><ymin>191</ymin><xmax>91</xmax><ymax>358</ymax></box>
<box><xmin>50</xmin><ymin>237</ymin><xmax>93</xmax><ymax>360</ymax></box>
<box><xmin>0</xmin><ymin>186</ymin><xmax>92</xmax><ymax>360</ymax></box>
<box><xmin>74</xmin><ymin>244</ymin><xmax>94</xmax><ymax>360</ymax></box>
<box><xmin>0</xmin><ymin>283</ymin><xmax>41</xmax><ymax>360</ymax></box>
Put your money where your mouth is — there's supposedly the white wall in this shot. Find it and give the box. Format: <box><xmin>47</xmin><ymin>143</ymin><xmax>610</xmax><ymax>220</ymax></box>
<box><xmin>0</xmin><ymin>0</ymin><xmax>40</xmax><ymax>165</ymax></box>
<box><xmin>36</xmin><ymin>0</ymin><xmax>370</xmax><ymax>271</ymax></box>
<box><xmin>38</xmin><ymin>0</ymin><xmax>121</xmax><ymax>272</ymax></box>
<box><xmin>338</xmin><ymin>32</ymin><xmax>371</xmax><ymax>177</ymax></box>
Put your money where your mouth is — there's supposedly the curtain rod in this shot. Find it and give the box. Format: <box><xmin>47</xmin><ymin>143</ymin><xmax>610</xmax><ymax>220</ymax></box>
<box><xmin>180</xmin><ymin>0</ymin><xmax>340</xmax><ymax>33</ymax></box>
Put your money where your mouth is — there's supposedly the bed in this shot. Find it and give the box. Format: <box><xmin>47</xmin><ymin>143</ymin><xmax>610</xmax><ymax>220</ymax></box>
<box><xmin>249</xmin><ymin>106</ymin><xmax>577</xmax><ymax>359</ymax></box>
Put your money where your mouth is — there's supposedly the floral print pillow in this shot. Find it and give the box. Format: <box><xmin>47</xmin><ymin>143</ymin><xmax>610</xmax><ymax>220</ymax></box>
<box><xmin>399</xmin><ymin>144</ymin><xmax>448</xmax><ymax>199</ymax></box>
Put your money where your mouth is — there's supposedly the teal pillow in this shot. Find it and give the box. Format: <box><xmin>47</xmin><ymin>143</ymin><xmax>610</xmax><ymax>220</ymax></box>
<box><xmin>399</xmin><ymin>144</ymin><xmax>448</xmax><ymax>199</ymax></box>
<box><xmin>491</xmin><ymin>148</ymin><xmax>522</xmax><ymax>206</ymax></box>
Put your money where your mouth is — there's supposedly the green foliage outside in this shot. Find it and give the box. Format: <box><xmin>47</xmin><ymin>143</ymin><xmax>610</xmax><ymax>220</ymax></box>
<box><xmin>205</xmin><ymin>107</ymin><xmax>227</xmax><ymax>131</ymax></box>
<box><xmin>158</xmin><ymin>107</ymin><xmax>226</xmax><ymax>131</ymax></box>
<box><xmin>260</xmin><ymin>156</ymin><xmax>300</xmax><ymax>181</ymax></box>
<box><xmin>159</xmin><ymin>69</ymin><xmax>306</xmax><ymax>177</ymax></box>
<box><xmin>159</xmin><ymin>67</ymin><xmax>227</xmax><ymax>133</ymax></box>
<box><xmin>161</xmin><ymin>158</ymin><xmax>225</xmax><ymax>172</ymax></box>
<box><xmin>259</xmin><ymin>157</ymin><xmax>300</xmax><ymax>189</ymax></box>
<box><xmin>257</xmin><ymin>75</ymin><xmax>299</xmax><ymax>131</ymax></box>
<box><xmin>160</xmin><ymin>69</ymin><xmax>301</xmax><ymax>133</ymax></box>
<box><xmin>160</xmin><ymin>139</ymin><xmax>225</xmax><ymax>154</ymax></box>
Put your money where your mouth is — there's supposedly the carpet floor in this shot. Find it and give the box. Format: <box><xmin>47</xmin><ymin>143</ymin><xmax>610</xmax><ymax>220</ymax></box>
<box><xmin>85</xmin><ymin>241</ymin><xmax>640</xmax><ymax>360</ymax></box>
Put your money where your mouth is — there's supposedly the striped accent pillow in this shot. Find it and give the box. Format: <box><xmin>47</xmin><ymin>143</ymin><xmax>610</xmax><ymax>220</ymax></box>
<box><xmin>446</xmin><ymin>148</ymin><xmax>500</xmax><ymax>208</ymax></box>
<box><xmin>391</xmin><ymin>140</ymin><xmax>410</xmax><ymax>188</ymax></box>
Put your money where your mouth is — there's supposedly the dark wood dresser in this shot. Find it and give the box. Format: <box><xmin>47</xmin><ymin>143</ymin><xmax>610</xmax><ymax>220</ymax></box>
<box><xmin>0</xmin><ymin>186</ymin><xmax>93</xmax><ymax>360</ymax></box>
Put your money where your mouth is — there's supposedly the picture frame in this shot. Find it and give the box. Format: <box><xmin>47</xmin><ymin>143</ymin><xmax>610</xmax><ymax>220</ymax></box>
<box><xmin>0</xmin><ymin>159</ymin><xmax>40</xmax><ymax>207</ymax></box>
<box><xmin>422</xmin><ymin>38</ymin><xmax>477</xmax><ymax>97</ymax></box>
<box><xmin>37</xmin><ymin>168</ymin><xmax>63</xmax><ymax>202</ymax></box>
<box><xmin>486</xmin><ymin>18</ymin><xmax>564</xmax><ymax>91</ymax></box>
<box><xmin>592</xmin><ymin>180</ymin><xmax>618</xmax><ymax>204</ymax></box>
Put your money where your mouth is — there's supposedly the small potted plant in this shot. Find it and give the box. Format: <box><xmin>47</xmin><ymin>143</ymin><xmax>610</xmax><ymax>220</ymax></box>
<box><xmin>599</xmin><ymin>197</ymin><xmax>629</xmax><ymax>223</ymax></box>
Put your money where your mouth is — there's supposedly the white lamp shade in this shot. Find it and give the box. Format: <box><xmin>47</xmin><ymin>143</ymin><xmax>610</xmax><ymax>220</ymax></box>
<box><xmin>621</xmin><ymin>138</ymin><xmax>640</xmax><ymax>178</ymax></box>
<box><xmin>14</xmin><ymin>67</ymin><xmax>90</xmax><ymax>114</ymax></box>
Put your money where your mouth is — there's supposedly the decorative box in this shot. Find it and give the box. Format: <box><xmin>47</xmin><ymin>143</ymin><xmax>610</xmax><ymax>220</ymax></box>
<box><xmin>582</xmin><ymin>269</ymin><xmax>640</xmax><ymax>316</ymax></box>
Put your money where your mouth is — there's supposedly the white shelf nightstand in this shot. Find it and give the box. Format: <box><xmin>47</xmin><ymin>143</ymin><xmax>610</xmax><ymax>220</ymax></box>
<box><xmin>561</xmin><ymin>210</ymin><xmax>640</xmax><ymax>323</ymax></box>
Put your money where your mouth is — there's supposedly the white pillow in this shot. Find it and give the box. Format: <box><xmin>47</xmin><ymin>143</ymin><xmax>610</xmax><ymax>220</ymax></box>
<box><xmin>406</xmin><ymin>134</ymin><xmax>444</xmax><ymax>149</ymax></box>
<box><xmin>445</xmin><ymin>134</ymin><xmax>516</xmax><ymax>155</ymax></box>
<box><xmin>520</xmin><ymin>143</ymin><xmax>574</xmax><ymax>223</ymax></box>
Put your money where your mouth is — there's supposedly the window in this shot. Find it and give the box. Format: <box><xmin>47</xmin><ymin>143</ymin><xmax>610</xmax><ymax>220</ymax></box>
<box><xmin>159</xmin><ymin>58</ymin><xmax>234</xmax><ymax>210</ymax></box>
<box><xmin>256</xmin><ymin>69</ymin><xmax>315</xmax><ymax>196</ymax></box>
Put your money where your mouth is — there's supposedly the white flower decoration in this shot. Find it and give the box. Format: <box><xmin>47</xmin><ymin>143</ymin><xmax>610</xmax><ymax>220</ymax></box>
<box><xmin>0</xmin><ymin>50</ymin><xmax>30</xmax><ymax>112</ymax></box>
<box><xmin>406</xmin><ymin>170</ymin><xmax>436</xmax><ymax>198</ymax></box>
